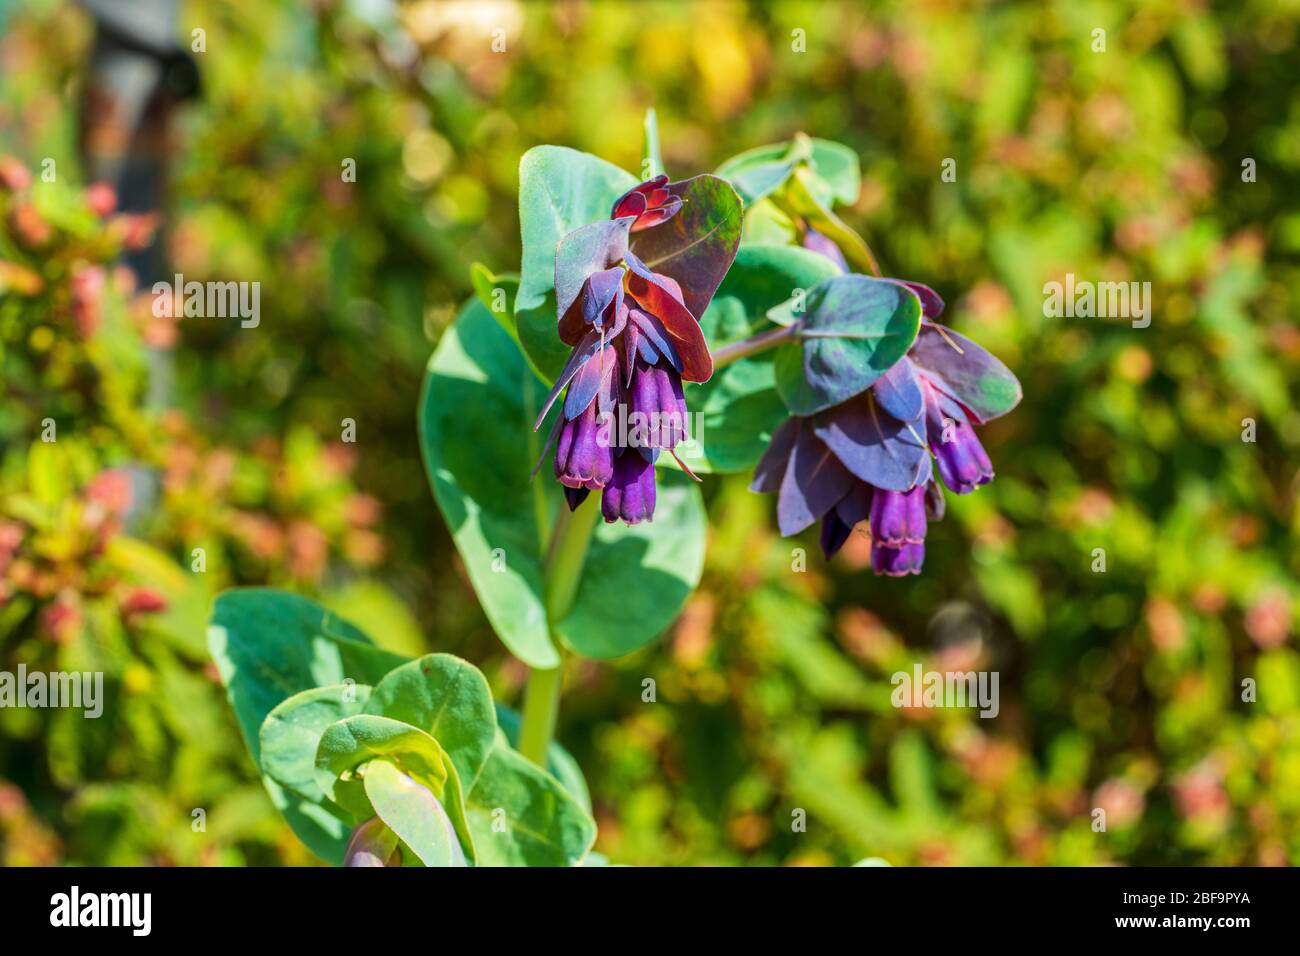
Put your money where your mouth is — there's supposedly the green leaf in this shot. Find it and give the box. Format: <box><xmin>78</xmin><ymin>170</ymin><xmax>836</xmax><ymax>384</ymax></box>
<box><xmin>420</xmin><ymin>300</ymin><xmax>709</xmax><ymax>664</ymax></box>
<box><xmin>779</xmin><ymin>166</ymin><xmax>878</xmax><ymax>275</ymax></box>
<box><xmin>801</xmin><ymin>139</ymin><xmax>861</xmax><ymax>206</ymax></box>
<box><xmin>316</xmin><ymin>714</ymin><xmax>451</xmax><ymax>804</ymax></box>
<box><xmin>515</xmin><ymin>146</ymin><xmax>638</xmax><ymax>383</ymax></box>
<box><xmin>207</xmin><ymin>589</ymin><xmax>410</xmax><ymax>864</ymax></box>
<box><xmin>365</xmin><ymin>654</ymin><xmax>496</xmax><ymax>789</ymax></box>
<box><xmin>260</xmin><ymin>684</ymin><xmax>373</xmax><ymax>803</ymax></box>
<box><xmin>687</xmin><ymin>244</ymin><xmax>842</xmax><ymax>473</ymax></box>
<box><xmin>316</xmin><ymin>713</ymin><xmax>477</xmax><ymax>862</ymax></box>
<box><xmin>716</xmin><ymin>134</ymin><xmax>860</xmax><ymax>207</ymax></box>
<box><xmin>774</xmin><ymin>275</ymin><xmax>922</xmax><ymax>416</ymax></box>
<box><xmin>465</xmin><ymin>743</ymin><xmax>595</xmax><ymax>866</ymax></box>
<box><xmin>208</xmin><ymin>589</ymin><xmax>410</xmax><ymax>767</ymax></box>
<box><xmin>740</xmin><ymin>198</ymin><xmax>798</xmax><ymax>245</ymax></box>
<box><xmin>469</xmin><ymin>263</ymin><xmax>520</xmax><ymax>339</ymax></box>
<box><xmin>363</xmin><ymin>759</ymin><xmax>468</xmax><ymax>867</ymax></box>
<box><xmin>495</xmin><ymin>702</ymin><xmax>591</xmax><ymax>813</ymax></box>
<box><xmin>420</xmin><ymin>301</ymin><xmax>559</xmax><ymax>668</ymax></box>
<box><xmin>320</xmin><ymin>580</ymin><xmax>427</xmax><ymax>658</ymax></box>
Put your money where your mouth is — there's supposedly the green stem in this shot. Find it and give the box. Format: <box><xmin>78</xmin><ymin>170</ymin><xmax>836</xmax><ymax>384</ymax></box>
<box><xmin>543</xmin><ymin>496</ymin><xmax>600</xmax><ymax>619</ymax></box>
<box><xmin>517</xmin><ymin>498</ymin><xmax>601</xmax><ymax>766</ymax></box>
<box><xmin>642</xmin><ymin>107</ymin><xmax>664</xmax><ymax>179</ymax></box>
<box><xmin>518</xmin><ymin>664</ymin><xmax>562</xmax><ymax>767</ymax></box>
<box><xmin>711</xmin><ymin>322</ymin><xmax>800</xmax><ymax>371</ymax></box>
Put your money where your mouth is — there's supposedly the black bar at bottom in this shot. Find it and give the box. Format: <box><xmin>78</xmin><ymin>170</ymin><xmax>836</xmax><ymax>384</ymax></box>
<box><xmin>0</xmin><ymin>865</ymin><xmax>1285</xmax><ymax>942</ymax></box>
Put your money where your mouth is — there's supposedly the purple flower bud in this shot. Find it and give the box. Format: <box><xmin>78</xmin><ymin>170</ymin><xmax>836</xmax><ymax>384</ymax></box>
<box><xmin>629</xmin><ymin>359</ymin><xmax>688</xmax><ymax>450</ymax></box>
<box><xmin>869</xmin><ymin>485</ymin><xmax>926</xmax><ymax>547</ymax></box>
<box><xmin>923</xmin><ymin>379</ymin><xmax>993</xmax><ymax>494</ymax></box>
<box><xmin>802</xmin><ymin>227</ymin><xmax>848</xmax><ymax>272</ymax></box>
<box><xmin>871</xmin><ymin>540</ymin><xmax>925</xmax><ymax>577</ymax></box>
<box><xmin>555</xmin><ymin>400</ymin><xmax>614</xmax><ymax>490</ymax></box>
<box><xmin>601</xmin><ymin>449</ymin><xmax>656</xmax><ymax>524</ymax></box>
<box><xmin>343</xmin><ymin>817</ymin><xmax>399</xmax><ymax>867</ymax></box>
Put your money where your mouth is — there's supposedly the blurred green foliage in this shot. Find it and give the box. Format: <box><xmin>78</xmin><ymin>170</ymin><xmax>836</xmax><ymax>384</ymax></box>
<box><xmin>1</xmin><ymin>0</ymin><xmax>1298</xmax><ymax>866</ymax></box>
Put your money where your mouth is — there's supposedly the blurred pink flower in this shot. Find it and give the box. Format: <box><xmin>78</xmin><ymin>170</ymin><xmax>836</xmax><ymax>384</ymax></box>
<box><xmin>1172</xmin><ymin>761</ymin><xmax>1230</xmax><ymax>826</ymax></box>
<box><xmin>120</xmin><ymin>587</ymin><xmax>168</xmax><ymax>618</ymax></box>
<box><xmin>1244</xmin><ymin>589</ymin><xmax>1290</xmax><ymax>649</ymax></box>
<box><xmin>86</xmin><ymin>181</ymin><xmax>117</xmax><ymax>217</ymax></box>
<box><xmin>0</xmin><ymin>155</ymin><xmax>32</xmax><ymax>191</ymax></box>
<box><xmin>1145</xmin><ymin>597</ymin><xmax>1185</xmax><ymax>653</ymax></box>
<box><xmin>9</xmin><ymin>201</ymin><xmax>50</xmax><ymax>247</ymax></box>
<box><xmin>1093</xmin><ymin>778</ymin><xmax>1143</xmax><ymax>828</ymax></box>
<box><xmin>40</xmin><ymin>592</ymin><xmax>81</xmax><ymax>644</ymax></box>
<box><xmin>69</xmin><ymin>265</ymin><xmax>106</xmax><ymax>337</ymax></box>
<box><xmin>84</xmin><ymin>469</ymin><xmax>133</xmax><ymax>517</ymax></box>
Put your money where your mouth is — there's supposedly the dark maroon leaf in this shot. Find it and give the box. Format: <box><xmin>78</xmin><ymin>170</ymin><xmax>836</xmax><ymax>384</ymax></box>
<box><xmin>564</xmin><ymin>341</ymin><xmax>616</xmax><ymax>420</ymax></box>
<box><xmin>750</xmin><ymin>416</ymin><xmax>798</xmax><ymax>493</ymax></box>
<box><xmin>555</xmin><ymin>218</ymin><xmax>632</xmax><ymax>344</ymax></box>
<box><xmin>872</xmin><ymin>356</ymin><xmax>924</xmax><ymax>423</ymax></box>
<box><xmin>776</xmin><ymin>419</ymin><xmax>856</xmax><ymax>536</ymax></box>
<box><xmin>811</xmin><ymin>390</ymin><xmax>928</xmax><ymax>492</ymax></box>
<box><xmin>628</xmin><ymin>174</ymin><xmax>742</xmax><ymax>320</ymax></box>
<box><xmin>895</xmin><ymin>280</ymin><xmax>944</xmax><ymax>320</ymax></box>
<box><xmin>534</xmin><ymin>328</ymin><xmax>603</xmax><ymax>429</ymax></box>
<box><xmin>624</xmin><ymin>260</ymin><xmax>712</xmax><ymax>382</ymax></box>
<box><xmin>908</xmin><ymin>323</ymin><xmax>1022</xmax><ymax>424</ymax></box>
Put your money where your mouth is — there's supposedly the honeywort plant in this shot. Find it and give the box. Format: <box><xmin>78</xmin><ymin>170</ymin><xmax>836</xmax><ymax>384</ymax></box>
<box><xmin>207</xmin><ymin>113</ymin><xmax>1021</xmax><ymax>866</ymax></box>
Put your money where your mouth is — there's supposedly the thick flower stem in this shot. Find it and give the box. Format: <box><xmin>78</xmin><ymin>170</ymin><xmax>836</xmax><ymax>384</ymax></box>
<box><xmin>518</xmin><ymin>497</ymin><xmax>601</xmax><ymax>766</ymax></box>
<box><xmin>710</xmin><ymin>322</ymin><xmax>800</xmax><ymax>371</ymax></box>
<box><xmin>518</xmin><ymin>664</ymin><xmax>562</xmax><ymax>767</ymax></box>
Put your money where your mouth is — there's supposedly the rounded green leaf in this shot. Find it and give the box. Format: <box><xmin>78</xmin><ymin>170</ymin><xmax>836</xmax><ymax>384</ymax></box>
<box><xmin>363</xmin><ymin>759</ymin><xmax>468</xmax><ymax>868</ymax></box>
<box><xmin>775</xmin><ymin>275</ymin><xmax>923</xmax><ymax>416</ymax></box>
<box><xmin>260</xmin><ymin>684</ymin><xmax>373</xmax><ymax>803</ymax></box>
<box><xmin>716</xmin><ymin>135</ymin><xmax>860</xmax><ymax>207</ymax></box>
<box><xmin>495</xmin><ymin>702</ymin><xmax>591</xmax><ymax>814</ymax></box>
<box><xmin>316</xmin><ymin>714</ymin><xmax>450</xmax><ymax>801</ymax></box>
<box><xmin>420</xmin><ymin>300</ymin><xmax>709</xmax><ymax>664</ymax></box>
<box><xmin>208</xmin><ymin>590</ymin><xmax>410</xmax><ymax>765</ymax></box>
<box><xmin>470</xmin><ymin>263</ymin><xmax>520</xmax><ymax>340</ymax></box>
<box><xmin>207</xmin><ymin>590</ymin><xmax>411</xmax><ymax>864</ymax></box>
<box><xmin>465</xmin><ymin>744</ymin><xmax>596</xmax><ymax>867</ymax></box>
<box><xmin>365</xmin><ymin>654</ymin><xmax>496</xmax><ymax>789</ymax></box>
<box><xmin>316</xmin><ymin>713</ymin><xmax>477</xmax><ymax>862</ymax></box>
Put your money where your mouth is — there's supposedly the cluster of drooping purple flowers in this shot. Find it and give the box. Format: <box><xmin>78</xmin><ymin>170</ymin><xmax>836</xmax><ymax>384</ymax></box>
<box><xmin>751</xmin><ymin>231</ymin><xmax>1020</xmax><ymax>576</ymax></box>
<box><xmin>535</xmin><ymin>175</ymin><xmax>728</xmax><ymax>525</ymax></box>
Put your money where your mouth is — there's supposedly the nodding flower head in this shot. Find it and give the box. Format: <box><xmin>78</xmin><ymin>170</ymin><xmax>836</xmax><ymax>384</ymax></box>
<box><xmin>534</xmin><ymin>170</ymin><xmax>740</xmax><ymax>525</ymax></box>
<box><xmin>750</xmin><ymin>281</ymin><xmax>1020</xmax><ymax>575</ymax></box>
<box><xmin>535</xmin><ymin>252</ymin><xmax>709</xmax><ymax>527</ymax></box>
<box><xmin>750</xmin><ymin>411</ymin><xmax>942</xmax><ymax>575</ymax></box>
<box><xmin>611</xmin><ymin>175</ymin><xmax>683</xmax><ymax>232</ymax></box>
